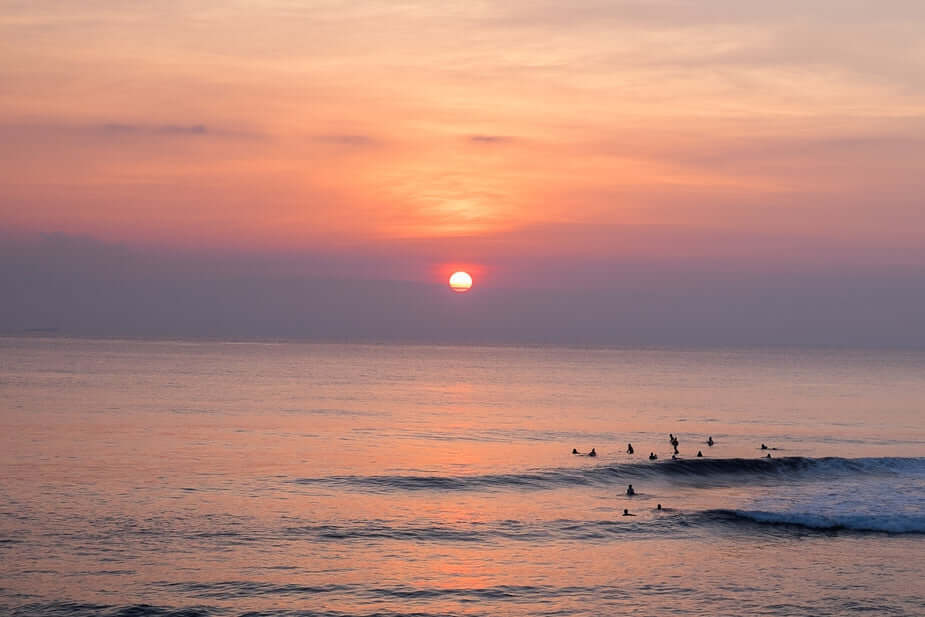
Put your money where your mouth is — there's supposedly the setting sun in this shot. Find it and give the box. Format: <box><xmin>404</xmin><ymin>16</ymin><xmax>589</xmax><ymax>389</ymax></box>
<box><xmin>449</xmin><ymin>271</ymin><xmax>473</xmax><ymax>293</ymax></box>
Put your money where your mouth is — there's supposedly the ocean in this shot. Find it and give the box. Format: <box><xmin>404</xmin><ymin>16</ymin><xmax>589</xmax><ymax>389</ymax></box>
<box><xmin>1</xmin><ymin>338</ymin><xmax>923</xmax><ymax>616</ymax></box>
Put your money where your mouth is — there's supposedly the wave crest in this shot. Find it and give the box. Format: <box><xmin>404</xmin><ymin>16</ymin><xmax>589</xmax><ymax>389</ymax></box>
<box><xmin>297</xmin><ymin>457</ymin><xmax>925</xmax><ymax>492</ymax></box>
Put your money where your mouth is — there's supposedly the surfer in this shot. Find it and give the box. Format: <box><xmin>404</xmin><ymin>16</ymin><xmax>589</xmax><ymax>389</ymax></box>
<box><xmin>572</xmin><ymin>448</ymin><xmax>579</xmax><ymax>454</ymax></box>
<box><xmin>656</xmin><ymin>504</ymin><xmax>662</xmax><ymax>511</ymax></box>
<box><xmin>707</xmin><ymin>436</ymin><xmax>714</xmax><ymax>446</ymax></box>
<box><xmin>673</xmin><ymin>444</ymin><xmax>679</xmax><ymax>455</ymax></box>
<box><xmin>626</xmin><ymin>443</ymin><xmax>634</xmax><ymax>454</ymax></box>
<box><xmin>696</xmin><ymin>450</ymin><xmax>703</xmax><ymax>457</ymax></box>
<box><xmin>649</xmin><ymin>452</ymin><xmax>658</xmax><ymax>460</ymax></box>
<box><xmin>626</xmin><ymin>484</ymin><xmax>635</xmax><ymax>496</ymax></box>
<box><xmin>588</xmin><ymin>448</ymin><xmax>597</xmax><ymax>457</ymax></box>
<box><xmin>766</xmin><ymin>453</ymin><xmax>772</xmax><ymax>458</ymax></box>
<box><xmin>761</xmin><ymin>443</ymin><xmax>768</xmax><ymax>450</ymax></box>
<box><xmin>622</xmin><ymin>509</ymin><xmax>635</xmax><ymax>516</ymax></box>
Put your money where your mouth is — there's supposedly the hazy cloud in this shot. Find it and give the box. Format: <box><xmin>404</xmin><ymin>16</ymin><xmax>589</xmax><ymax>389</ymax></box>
<box><xmin>468</xmin><ymin>135</ymin><xmax>516</xmax><ymax>144</ymax></box>
<box><xmin>0</xmin><ymin>122</ymin><xmax>257</xmax><ymax>140</ymax></box>
<box><xmin>585</xmin><ymin>129</ymin><xmax>925</xmax><ymax>177</ymax></box>
<box><xmin>3</xmin><ymin>230</ymin><xmax>924</xmax><ymax>347</ymax></box>
<box><xmin>492</xmin><ymin>1</ymin><xmax>925</xmax><ymax>30</ymax></box>
<box><xmin>101</xmin><ymin>123</ymin><xmax>208</xmax><ymax>135</ymax></box>
<box><xmin>312</xmin><ymin>134</ymin><xmax>378</xmax><ymax>146</ymax></box>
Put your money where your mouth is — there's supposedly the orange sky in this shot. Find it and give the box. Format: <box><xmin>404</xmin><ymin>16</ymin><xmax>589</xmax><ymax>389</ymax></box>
<box><xmin>2</xmin><ymin>1</ymin><xmax>924</xmax><ymax>264</ymax></box>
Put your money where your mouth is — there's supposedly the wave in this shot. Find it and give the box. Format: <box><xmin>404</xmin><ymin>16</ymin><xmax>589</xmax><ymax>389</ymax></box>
<box><xmin>706</xmin><ymin>509</ymin><xmax>925</xmax><ymax>534</ymax></box>
<box><xmin>3</xmin><ymin>604</ymin><xmax>215</xmax><ymax>617</ymax></box>
<box><xmin>155</xmin><ymin>581</ymin><xmax>606</xmax><ymax>602</ymax></box>
<box><xmin>280</xmin><ymin>517</ymin><xmax>680</xmax><ymax>543</ymax></box>
<box><xmin>296</xmin><ymin>457</ymin><xmax>925</xmax><ymax>492</ymax></box>
<box><xmin>276</xmin><ymin>510</ymin><xmax>925</xmax><ymax>543</ymax></box>
<box><xmin>3</xmin><ymin>603</ymin><xmax>470</xmax><ymax>617</ymax></box>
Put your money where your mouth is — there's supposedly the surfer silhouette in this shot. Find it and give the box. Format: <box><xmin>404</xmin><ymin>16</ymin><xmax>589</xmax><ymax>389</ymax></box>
<box><xmin>626</xmin><ymin>484</ymin><xmax>635</xmax><ymax>496</ymax></box>
<box><xmin>622</xmin><ymin>509</ymin><xmax>635</xmax><ymax>516</ymax></box>
<box><xmin>697</xmin><ymin>450</ymin><xmax>703</xmax><ymax>457</ymax></box>
<box><xmin>572</xmin><ymin>448</ymin><xmax>579</xmax><ymax>454</ymax></box>
<box><xmin>588</xmin><ymin>448</ymin><xmax>597</xmax><ymax>457</ymax></box>
<box><xmin>707</xmin><ymin>436</ymin><xmax>714</xmax><ymax>446</ymax></box>
<box><xmin>626</xmin><ymin>443</ymin><xmax>634</xmax><ymax>454</ymax></box>
<box><xmin>649</xmin><ymin>452</ymin><xmax>658</xmax><ymax>460</ymax></box>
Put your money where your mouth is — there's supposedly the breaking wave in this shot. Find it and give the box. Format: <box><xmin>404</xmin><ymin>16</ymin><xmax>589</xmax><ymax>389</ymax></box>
<box><xmin>706</xmin><ymin>509</ymin><xmax>925</xmax><ymax>534</ymax></box>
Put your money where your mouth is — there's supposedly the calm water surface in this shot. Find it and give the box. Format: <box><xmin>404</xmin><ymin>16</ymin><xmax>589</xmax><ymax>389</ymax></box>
<box><xmin>1</xmin><ymin>338</ymin><xmax>924</xmax><ymax>616</ymax></box>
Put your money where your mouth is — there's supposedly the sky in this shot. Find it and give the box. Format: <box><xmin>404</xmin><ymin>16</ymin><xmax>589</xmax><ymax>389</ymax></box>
<box><xmin>2</xmin><ymin>1</ymin><xmax>924</xmax><ymax>345</ymax></box>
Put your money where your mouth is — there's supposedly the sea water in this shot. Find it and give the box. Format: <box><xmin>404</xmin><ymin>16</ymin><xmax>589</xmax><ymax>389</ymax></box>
<box><xmin>1</xmin><ymin>338</ymin><xmax>923</xmax><ymax>616</ymax></box>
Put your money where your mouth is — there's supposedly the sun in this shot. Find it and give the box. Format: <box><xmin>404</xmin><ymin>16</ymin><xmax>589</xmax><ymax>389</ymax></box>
<box><xmin>449</xmin><ymin>271</ymin><xmax>473</xmax><ymax>293</ymax></box>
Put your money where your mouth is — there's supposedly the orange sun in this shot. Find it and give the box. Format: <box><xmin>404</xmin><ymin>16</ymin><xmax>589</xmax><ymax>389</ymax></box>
<box><xmin>449</xmin><ymin>271</ymin><xmax>473</xmax><ymax>293</ymax></box>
